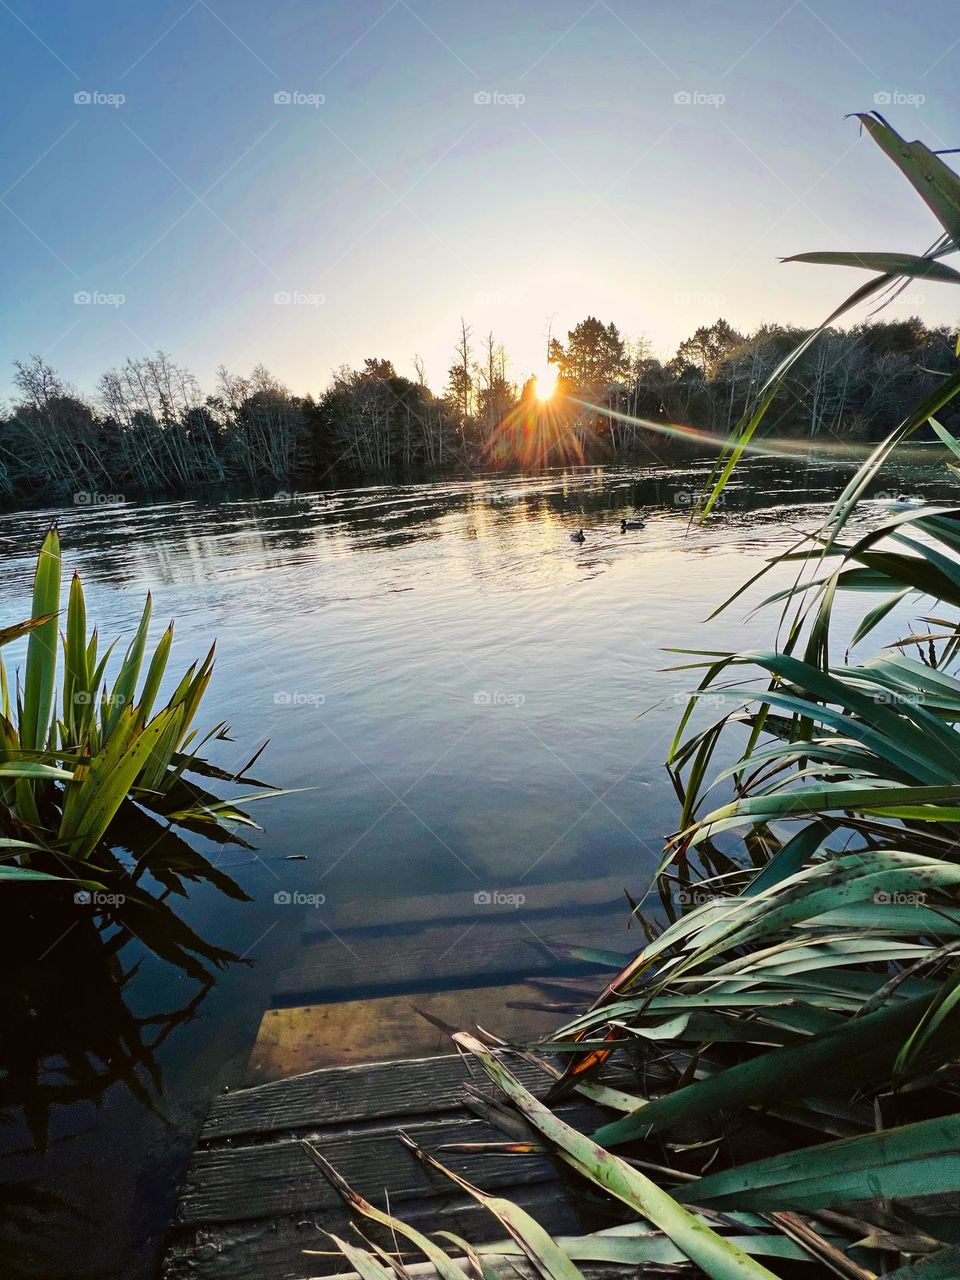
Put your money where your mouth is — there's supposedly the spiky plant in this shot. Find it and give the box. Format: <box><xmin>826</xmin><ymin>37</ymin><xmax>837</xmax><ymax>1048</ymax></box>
<box><xmin>1</xmin><ymin>526</ymin><xmax>280</xmax><ymax>880</ymax></box>
<box><xmin>311</xmin><ymin>115</ymin><xmax>960</xmax><ymax>1280</ymax></box>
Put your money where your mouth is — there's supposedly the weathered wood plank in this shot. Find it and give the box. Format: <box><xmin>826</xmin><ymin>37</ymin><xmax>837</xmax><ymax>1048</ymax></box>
<box><xmin>275</xmin><ymin>908</ymin><xmax>633</xmax><ymax>1004</ymax></box>
<box><xmin>177</xmin><ymin>1108</ymin><xmax>596</xmax><ymax>1226</ymax></box>
<box><xmin>314</xmin><ymin>875</ymin><xmax>639</xmax><ymax>936</ymax></box>
<box><xmin>246</xmin><ymin>983</ymin><xmax>567</xmax><ymax>1082</ymax></box>
<box><xmin>203</xmin><ymin>1053</ymin><xmax>552</xmax><ymax>1142</ymax></box>
<box><xmin>163</xmin><ymin>1182</ymin><xmax>595</xmax><ymax>1280</ymax></box>
<box><xmin>333</xmin><ymin>1262</ymin><xmax>648</xmax><ymax>1280</ymax></box>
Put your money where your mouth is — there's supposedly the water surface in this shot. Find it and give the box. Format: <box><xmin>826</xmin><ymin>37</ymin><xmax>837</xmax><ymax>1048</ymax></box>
<box><xmin>0</xmin><ymin>455</ymin><xmax>945</xmax><ymax>1278</ymax></box>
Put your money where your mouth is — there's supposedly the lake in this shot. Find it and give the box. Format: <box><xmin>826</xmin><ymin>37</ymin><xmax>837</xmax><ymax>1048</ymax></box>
<box><xmin>0</xmin><ymin>453</ymin><xmax>943</xmax><ymax>1278</ymax></box>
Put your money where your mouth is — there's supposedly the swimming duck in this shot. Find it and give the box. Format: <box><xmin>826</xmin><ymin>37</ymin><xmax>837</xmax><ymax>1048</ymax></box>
<box><xmin>877</xmin><ymin>494</ymin><xmax>924</xmax><ymax>510</ymax></box>
<box><xmin>570</xmin><ymin>529</ymin><xmax>586</xmax><ymax>543</ymax></box>
<box><xmin>621</xmin><ymin>517</ymin><xmax>645</xmax><ymax>531</ymax></box>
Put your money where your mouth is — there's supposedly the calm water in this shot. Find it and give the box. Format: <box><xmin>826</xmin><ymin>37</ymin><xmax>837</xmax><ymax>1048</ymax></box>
<box><xmin>0</xmin><ymin>455</ymin><xmax>945</xmax><ymax>1278</ymax></box>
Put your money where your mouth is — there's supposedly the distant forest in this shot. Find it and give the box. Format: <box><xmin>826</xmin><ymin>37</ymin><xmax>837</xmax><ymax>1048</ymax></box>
<box><xmin>3</xmin><ymin>313</ymin><xmax>958</xmax><ymax>503</ymax></box>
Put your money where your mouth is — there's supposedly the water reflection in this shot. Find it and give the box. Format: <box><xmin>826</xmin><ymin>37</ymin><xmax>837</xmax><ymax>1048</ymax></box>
<box><xmin>0</xmin><ymin>455</ymin><xmax>885</xmax><ymax>592</ymax></box>
<box><xmin>0</xmin><ymin>454</ymin><xmax>950</xmax><ymax>1279</ymax></box>
<box><xmin>0</xmin><ymin>816</ymin><xmax>252</xmax><ymax>1278</ymax></box>
<box><xmin>0</xmin><ymin>828</ymin><xmax>248</xmax><ymax>1143</ymax></box>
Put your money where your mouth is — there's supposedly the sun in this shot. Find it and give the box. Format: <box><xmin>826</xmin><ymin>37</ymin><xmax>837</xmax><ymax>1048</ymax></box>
<box><xmin>534</xmin><ymin>363</ymin><xmax>559</xmax><ymax>401</ymax></box>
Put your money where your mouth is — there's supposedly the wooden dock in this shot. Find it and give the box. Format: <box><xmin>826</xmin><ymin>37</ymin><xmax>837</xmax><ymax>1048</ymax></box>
<box><xmin>162</xmin><ymin>1052</ymin><xmax>628</xmax><ymax>1280</ymax></box>
<box><xmin>248</xmin><ymin>874</ymin><xmax>636</xmax><ymax>1081</ymax></box>
<box><xmin>163</xmin><ymin>875</ymin><xmax>640</xmax><ymax>1279</ymax></box>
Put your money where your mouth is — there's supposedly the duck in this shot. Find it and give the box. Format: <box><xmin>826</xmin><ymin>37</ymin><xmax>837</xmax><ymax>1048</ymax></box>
<box><xmin>570</xmin><ymin>529</ymin><xmax>586</xmax><ymax>543</ymax></box>
<box><xmin>876</xmin><ymin>493</ymin><xmax>925</xmax><ymax>510</ymax></box>
<box><xmin>621</xmin><ymin>516</ymin><xmax>645</xmax><ymax>531</ymax></box>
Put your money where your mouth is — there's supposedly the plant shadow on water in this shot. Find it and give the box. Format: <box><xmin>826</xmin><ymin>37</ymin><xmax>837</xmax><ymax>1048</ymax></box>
<box><xmin>0</xmin><ymin>812</ymin><xmax>262</xmax><ymax>1276</ymax></box>
<box><xmin>0</xmin><ymin>528</ymin><xmax>285</xmax><ymax>1278</ymax></box>
<box><xmin>0</xmin><ymin>816</ymin><xmax>254</xmax><ymax>1270</ymax></box>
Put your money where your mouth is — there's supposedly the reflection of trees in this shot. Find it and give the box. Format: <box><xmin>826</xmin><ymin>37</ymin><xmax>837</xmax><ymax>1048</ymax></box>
<box><xmin>0</xmin><ymin>459</ymin><xmax>900</xmax><ymax>601</ymax></box>
<box><xmin>0</xmin><ymin>819</ymin><xmax>249</xmax><ymax>1152</ymax></box>
<box><xmin>0</xmin><ymin>1185</ymin><xmax>92</xmax><ymax>1280</ymax></box>
<box><xmin>0</xmin><ymin>820</ymin><xmax>251</xmax><ymax>1277</ymax></box>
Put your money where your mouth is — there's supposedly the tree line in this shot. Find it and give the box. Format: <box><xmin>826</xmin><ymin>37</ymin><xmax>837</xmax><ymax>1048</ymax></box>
<box><xmin>2</xmin><ymin>312</ymin><xmax>957</xmax><ymax>503</ymax></box>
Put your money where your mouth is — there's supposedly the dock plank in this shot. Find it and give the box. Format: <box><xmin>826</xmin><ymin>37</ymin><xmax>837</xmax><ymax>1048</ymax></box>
<box><xmin>163</xmin><ymin>1182</ymin><xmax>597</xmax><ymax>1280</ymax></box>
<box><xmin>203</xmin><ymin>1053</ymin><xmax>551</xmax><ymax>1142</ymax></box>
<box><xmin>274</xmin><ymin>908</ymin><xmax>634</xmax><ymax>1004</ymax></box>
<box><xmin>177</xmin><ymin>1108</ymin><xmax>596</xmax><ymax>1226</ymax></box>
<box><xmin>247</xmin><ymin>982</ymin><xmax>570</xmax><ymax>1081</ymax></box>
<box><xmin>315</xmin><ymin>874</ymin><xmax>638</xmax><ymax>935</ymax></box>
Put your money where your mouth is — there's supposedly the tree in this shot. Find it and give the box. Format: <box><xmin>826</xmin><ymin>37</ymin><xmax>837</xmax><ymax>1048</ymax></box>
<box><xmin>674</xmin><ymin>318</ymin><xmax>744</xmax><ymax>379</ymax></box>
<box><xmin>475</xmin><ymin>332</ymin><xmax>516</xmax><ymax>451</ymax></box>
<box><xmin>446</xmin><ymin>318</ymin><xmax>474</xmax><ymax>438</ymax></box>
<box><xmin>551</xmin><ymin>317</ymin><xmax>627</xmax><ymax>395</ymax></box>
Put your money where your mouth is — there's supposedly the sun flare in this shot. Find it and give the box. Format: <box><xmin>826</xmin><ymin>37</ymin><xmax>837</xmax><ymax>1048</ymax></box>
<box><xmin>533</xmin><ymin>364</ymin><xmax>559</xmax><ymax>401</ymax></box>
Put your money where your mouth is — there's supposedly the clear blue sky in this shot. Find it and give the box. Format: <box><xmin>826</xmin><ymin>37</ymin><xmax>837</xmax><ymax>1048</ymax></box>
<box><xmin>1</xmin><ymin>0</ymin><xmax>958</xmax><ymax>402</ymax></box>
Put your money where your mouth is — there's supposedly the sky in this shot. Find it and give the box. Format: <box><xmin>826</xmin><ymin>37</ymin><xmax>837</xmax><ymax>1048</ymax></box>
<box><xmin>1</xmin><ymin>0</ymin><xmax>959</xmax><ymax>405</ymax></box>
